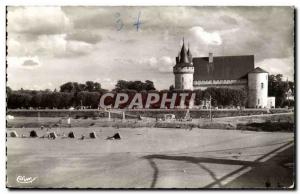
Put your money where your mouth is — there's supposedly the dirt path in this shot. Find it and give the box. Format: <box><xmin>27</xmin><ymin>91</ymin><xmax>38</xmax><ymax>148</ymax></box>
<box><xmin>6</xmin><ymin>127</ymin><xmax>294</xmax><ymax>188</ymax></box>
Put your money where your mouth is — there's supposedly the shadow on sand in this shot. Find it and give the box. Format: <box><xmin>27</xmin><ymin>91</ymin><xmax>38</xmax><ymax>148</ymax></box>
<box><xmin>143</xmin><ymin>141</ymin><xmax>294</xmax><ymax>188</ymax></box>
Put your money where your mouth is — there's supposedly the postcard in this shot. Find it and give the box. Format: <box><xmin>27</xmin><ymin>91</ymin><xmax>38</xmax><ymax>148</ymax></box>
<box><xmin>6</xmin><ymin>6</ymin><xmax>295</xmax><ymax>189</ymax></box>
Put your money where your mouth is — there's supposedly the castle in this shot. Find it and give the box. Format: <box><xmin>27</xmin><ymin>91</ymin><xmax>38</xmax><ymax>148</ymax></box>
<box><xmin>173</xmin><ymin>40</ymin><xmax>275</xmax><ymax>108</ymax></box>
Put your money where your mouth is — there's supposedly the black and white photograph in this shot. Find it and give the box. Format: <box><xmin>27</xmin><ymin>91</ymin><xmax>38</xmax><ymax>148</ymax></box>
<box><xmin>5</xmin><ymin>6</ymin><xmax>295</xmax><ymax>189</ymax></box>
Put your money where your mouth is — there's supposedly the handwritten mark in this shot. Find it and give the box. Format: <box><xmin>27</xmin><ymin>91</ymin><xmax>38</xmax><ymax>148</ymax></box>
<box><xmin>115</xmin><ymin>11</ymin><xmax>143</xmax><ymax>31</ymax></box>
<box><xmin>133</xmin><ymin>11</ymin><xmax>142</xmax><ymax>31</ymax></box>
<box><xmin>115</xmin><ymin>12</ymin><xmax>124</xmax><ymax>31</ymax></box>
<box><xmin>16</xmin><ymin>175</ymin><xmax>37</xmax><ymax>184</ymax></box>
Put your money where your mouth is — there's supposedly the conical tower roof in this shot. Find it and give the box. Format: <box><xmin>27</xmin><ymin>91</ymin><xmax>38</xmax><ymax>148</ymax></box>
<box><xmin>179</xmin><ymin>39</ymin><xmax>189</xmax><ymax>63</ymax></box>
<box><xmin>187</xmin><ymin>43</ymin><xmax>192</xmax><ymax>57</ymax></box>
<box><xmin>248</xmin><ymin>67</ymin><xmax>268</xmax><ymax>74</ymax></box>
<box><xmin>187</xmin><ymin>48</ymin><xmax>191</xmax><ymax>56</ymax></box>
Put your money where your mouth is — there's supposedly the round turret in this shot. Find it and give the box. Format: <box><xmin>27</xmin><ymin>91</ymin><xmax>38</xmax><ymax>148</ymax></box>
<box><xmin>247</xmin><ymin>67</ymin><xmax>268</xmax><ymax>108</ymax></box>
<box><xmin>173</xmin><ymin>39</ymin><xmax>194</xmax><ymax>90</ymax></box>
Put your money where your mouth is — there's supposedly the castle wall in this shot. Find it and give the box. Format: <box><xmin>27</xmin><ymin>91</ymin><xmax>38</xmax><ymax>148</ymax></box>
<box><xmin>174</xmin><ymin>73</ymin><xmax>194</xmax><ymax>90</ymax></box>
<box><xmin>174</xmin><ymin>66</ymin><xmax>194</xmax><ymax>90</ymax></box>
<box><xmin>267</xmin><ymin>97</ymin><xmax>276</xmax><ymax>108</ymax></box>
<box><xmin>248</xmin><ymin>72</ymin><xmax>268</xmax><ymax>108</ymax></box>
<box><xmin>193</xmin><ymin>79</ymin><xmax>248</xmax><ymax>90</ymax></box>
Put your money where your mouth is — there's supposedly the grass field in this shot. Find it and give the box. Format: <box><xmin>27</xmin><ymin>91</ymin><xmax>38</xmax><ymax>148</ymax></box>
<box><xmin>7</xmin><ymin>112</ymin><xmax>294</xmax><ymax>132</ymax></box>
<box><xmin>7</xmin><ymin>126</ymin><xmax>294</xmax><ymax>188</ymax></box>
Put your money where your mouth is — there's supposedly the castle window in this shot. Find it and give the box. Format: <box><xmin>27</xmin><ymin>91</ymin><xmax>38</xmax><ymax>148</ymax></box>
<box><xmin>261</xmin><ymin>83</ymin><xmax>264</xmax><ymax>89</ymax></box>
<box><xmin>258</xmin><ymin>99</ymin><xmax>260</xmax><ymax>104</ymax></box>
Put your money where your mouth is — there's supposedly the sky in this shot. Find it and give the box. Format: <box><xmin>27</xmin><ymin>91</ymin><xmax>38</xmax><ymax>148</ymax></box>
<box><xmin>7</xmin><ymin>6</ymin><xmax>294</xmax><ymax>91</ymax></box>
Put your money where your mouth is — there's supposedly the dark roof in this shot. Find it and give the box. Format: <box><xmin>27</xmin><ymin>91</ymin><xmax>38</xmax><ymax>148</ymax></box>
<box><xmin>179</xmin><ymin>42</ymin><xmax>189</xmax><ymax>63</ymax></box>
<box><xmin>187</xmin><ymin>48</ymin><xmax>192</xmax><ymax>57</ymax></box>
<box><xmin>175</xmin><ymin>42</ymin><xmax>193</xmax><ymax>68</ymax></box>
<box><xmin>193</xmin><ymin>55</ymin><xmax>255</xmax><ymax>80</ymax></box>
<box><xmin>248</xmin><ymin>67</ymin><xmax>268</xmax><ymax>74</ymax></box>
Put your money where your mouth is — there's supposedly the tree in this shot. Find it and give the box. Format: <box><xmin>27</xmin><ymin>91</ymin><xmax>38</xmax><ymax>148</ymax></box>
<box><xmin>145</xmin><ymin>80</ymin><xmax>156</xmax><ymax>91</ymax></box>
<box><xmin>6</xmin><ymin>86</ymin><xmax>12</xmax><ymax>98</ymax></box>
<box><xmin>74</xmin><ymin>91</ymin><xmax>101</xmax><ymax>108</ymax></box>
<box><xmin>60</xmin><ymin>82</ymin><xmax>74</xmax><ymax>93</ymax></box>
<box><xmin>8</xmin><ymin>84</ymin><xmax>103</xmax><ymax>109</ymax></box>
<box><xmin>85</xmin><ymin>81</ymin><xmax>94</xmax><ymax>92</ymax></box>
<box><xmin>85</xmin><ymin>81</ymin><xmax>102</xmax><ymax>92</ymax></box>
<box><xmin>51</xmin><ymin>92</ymin><xmax>62</xmax><ymax>108</ymax></box>
<box><xmin>7</xmin><ymin>91</ymin><xmax>32</xmax><ymax>109</ymax></box>
<box><xmin>86</xmin><ymin>92</ymin><xmax>101</xmax><ymax>108</ymax></box>
<box><xmin>288</xmin><ymin>81</ymin><xmax>294</xmax><ymax>95</ymax></box>
<box><xmin>194</xmin><ymin>89</ymin><xmax>202</xmax><ymax>105</ymax></box>
<box><xmin>196</xmin><ymin>87</ymin><xmax>247</xmax><ymax>107</ymax></box>
<box><xmin>30</xmin><ymin>92</ymin><xmax>42</xmax><ymax>108</ymax></box>
<box><xmin>60</xmin><ymin>81</ymin><xmax>103</xmax><ymax>93</ymax></box>
<box><xmin>94</xmin><ymin>82</ymin><xmax>101</xmax><ymax>91</ymax></box>
<box><xmin>169</xmin><ymin>85</ymin><xmax>174</xmax><ymax>91</ymax></box>
<box><xmin>114</xmin><ymin>80</ymin><xmax>156</xmax><ymax>92</ymax></box>
<box><xmin>59</xmin><ymin>92</ymin><xmax>73</xmax><ymax>108</ymax></box>
<box><xmin>114</xmin><ymin>80</ymin><xmax>128</xmax><ymax>92</ymax></box>
<box><xmin>41</xmin><ymin>91</ymin><xmax>54</xmax><ymax>108</ymax></box>
<box><xmin>74</xmin><ymin>83</ymin><xmax>85</xmax><ymax>93</ymax></box>
<box><xmin>268</xmin><ymin>74</ymin><xmax>293</xmax><ymax>107</ymax></box>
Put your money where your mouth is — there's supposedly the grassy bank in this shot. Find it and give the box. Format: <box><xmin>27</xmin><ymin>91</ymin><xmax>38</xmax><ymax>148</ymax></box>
<box><xmin>7</xmin><ymin>108</ymin><xmax>292</xmax><ymax>118</ymax></box>
<box><xmin>7</xmin><ymin>112</ymin><xmax>294</xmax><ymax>132</ymax></box>
<box><xmin>237</xmin><ymin>122</ymin><xmax>294</xmax><ymax>132</ymax></box>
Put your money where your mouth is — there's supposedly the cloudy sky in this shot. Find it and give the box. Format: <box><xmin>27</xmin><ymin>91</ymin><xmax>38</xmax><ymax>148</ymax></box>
<box><xmin>7</xmin><ymin>6</ymin><xmax>294</xmax><ymax>90</ymax></box>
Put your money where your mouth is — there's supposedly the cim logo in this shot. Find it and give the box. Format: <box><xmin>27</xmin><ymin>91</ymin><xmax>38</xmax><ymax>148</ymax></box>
<box><xmin>16</xmin><ymin>175</ymin><xmax>37</xmax><ymax>184</ymax></box>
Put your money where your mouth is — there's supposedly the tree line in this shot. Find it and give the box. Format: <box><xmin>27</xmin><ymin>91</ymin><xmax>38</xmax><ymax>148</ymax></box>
<box><xmin>7</xmin><ymin>80</ymin><xmax>156</xmax><ymax>109</ymax></box>
<box><xmin>194</xmin><ymin>88</ymin><xmax>247</xmax><ymax>107</ymax></box>
<box><xmin>7</xmin><ymin>74</ymin><xmax>294</xmax><ymax>109</ymax></box>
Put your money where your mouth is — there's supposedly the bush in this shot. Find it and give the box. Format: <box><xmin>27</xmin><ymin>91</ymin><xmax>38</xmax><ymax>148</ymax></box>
<box><xmin>195</xmin><ymin>88</ymin><xmax>247</xmax><ymax>107</ymax></box>
<box><xmin>282</xmin><ymin>99</ymin><xmax>294</xmax><ymax>107</ymax></box>
<box><xmin>237</xmin><ymin>122</ymin><xmax>294</xmax><ymax>132</ymax></box>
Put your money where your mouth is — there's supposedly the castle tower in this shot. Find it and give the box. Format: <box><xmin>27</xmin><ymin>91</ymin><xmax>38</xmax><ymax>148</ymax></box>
<box><xmin>173</xmin><ymin>39</ymin><xmax>194</xmax><ymax>90</ymax></box>
<box><xmin>247</xmin><ymin>67</ymin><xmax>268</xmax><ymax>108</ymax></box>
